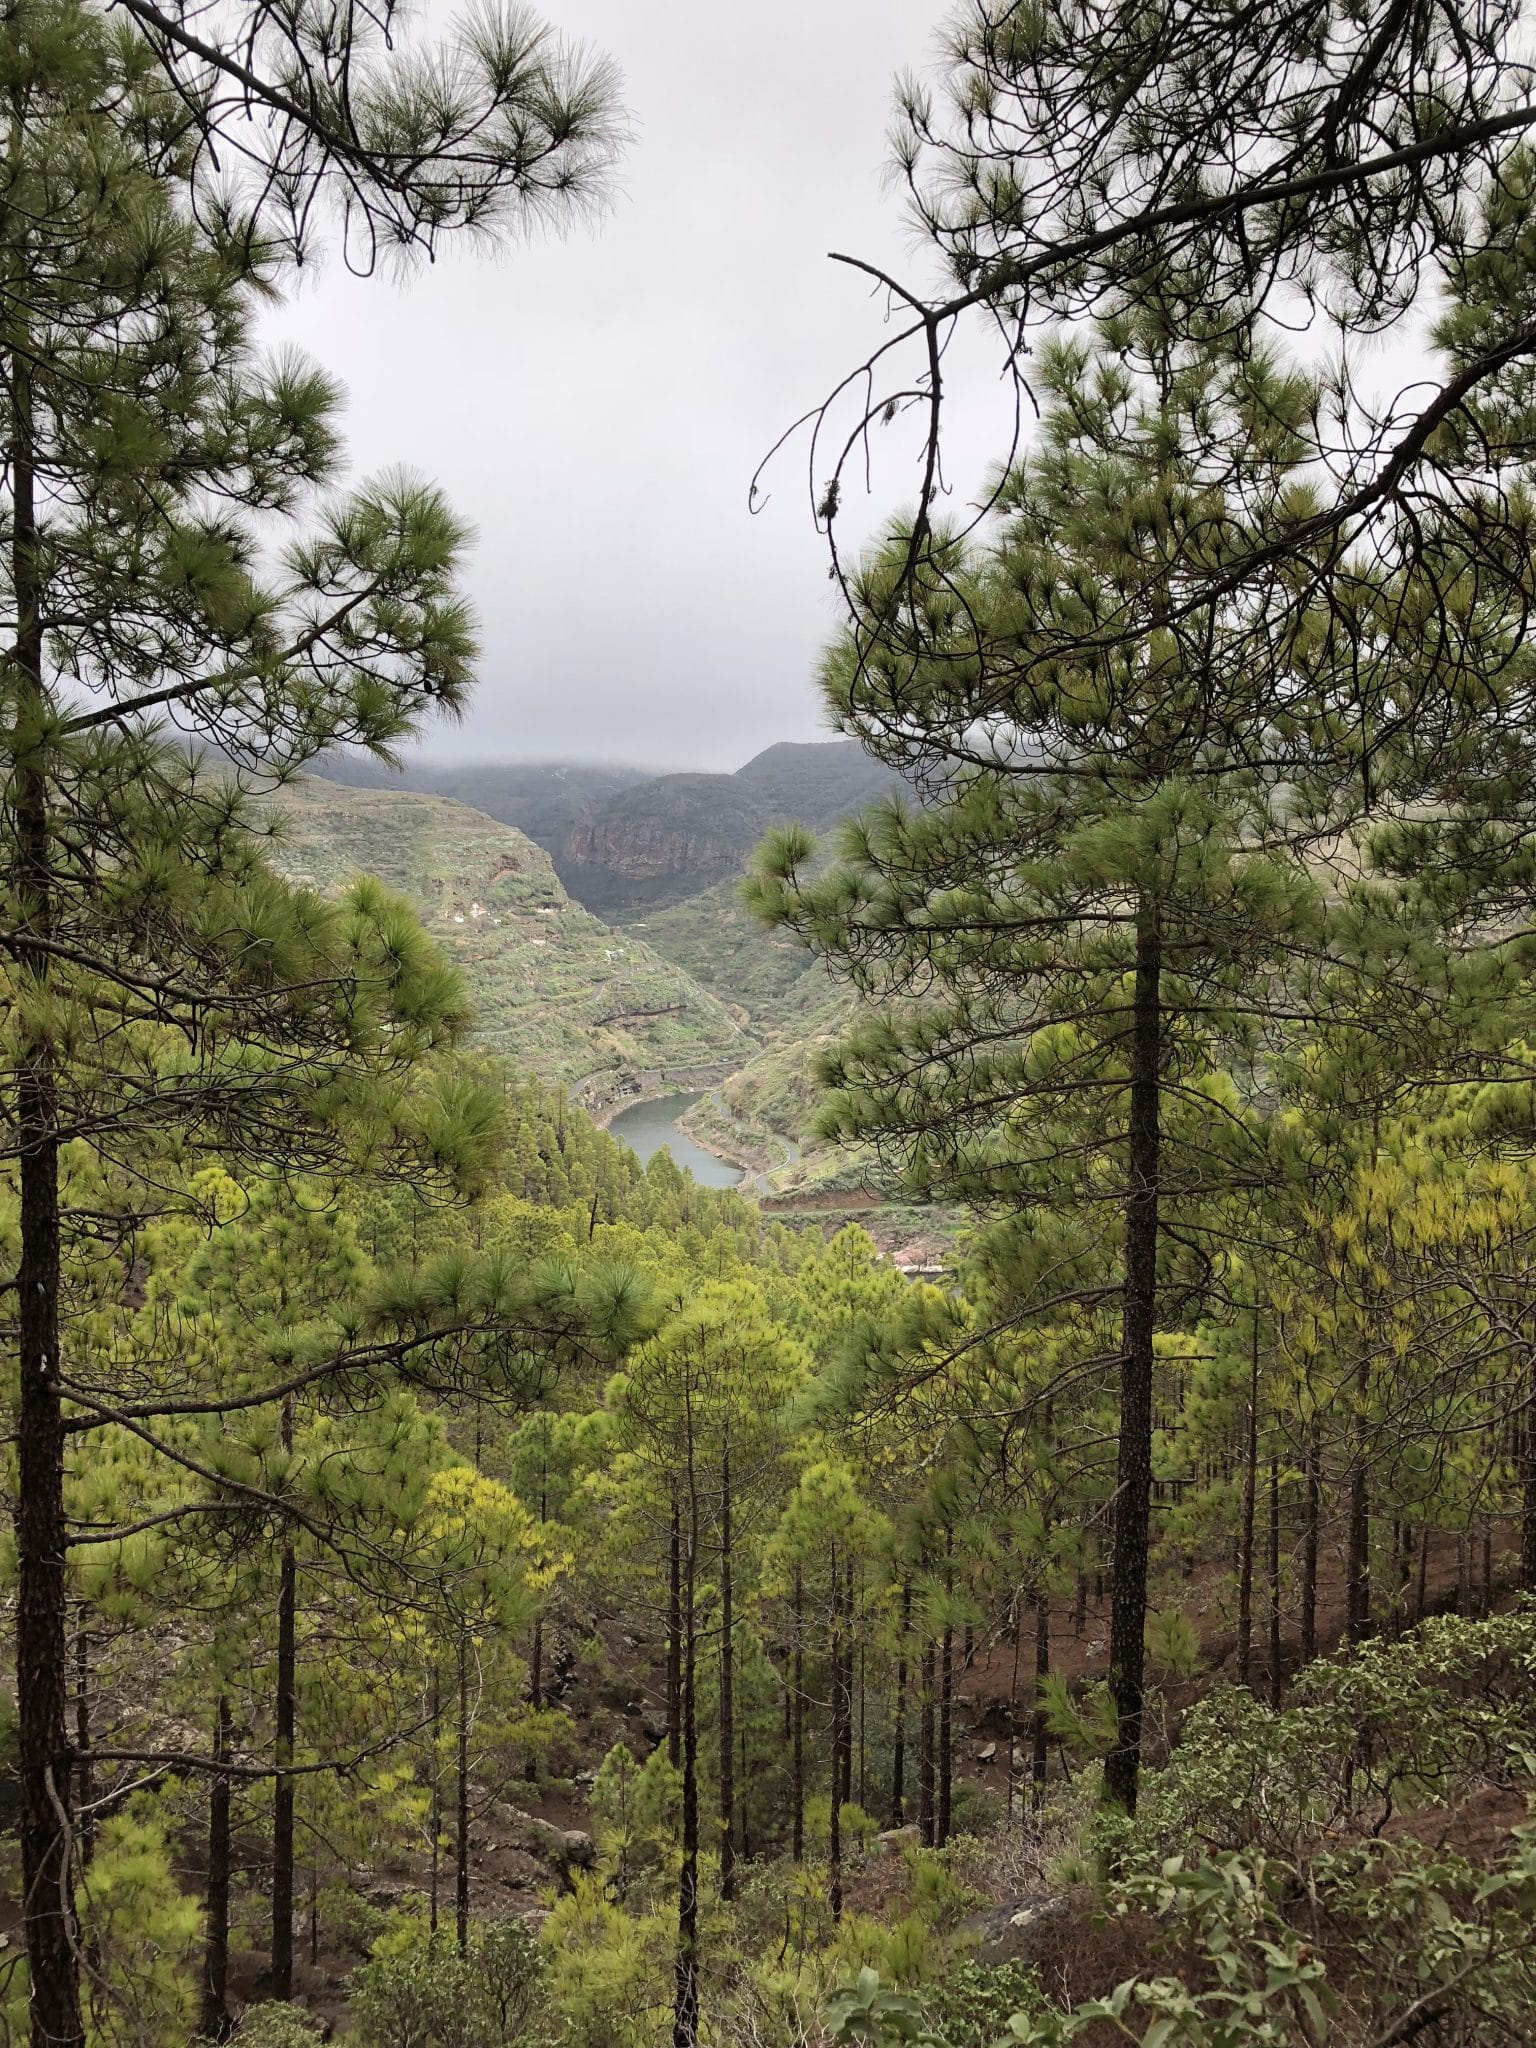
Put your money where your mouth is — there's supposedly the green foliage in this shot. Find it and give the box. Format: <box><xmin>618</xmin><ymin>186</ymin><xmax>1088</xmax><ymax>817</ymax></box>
<box><xmin>539</xmin><ymin>1875</ymin><xmax>673</xmax><ymax>2048</ymax></box>
<box><xmin>591</xmin><ymin>1741</ymin><xmax>682</xmax><ymax>1892</ymax></box>
<box><xmin>1127</xmin><ymin>1606</ymin><xmax>1536</xmax><ymax>1863</ymax></box>
<box><xmin>231</xmin><ymin>2006</ymin><xmax>327</xmax><ymax>2048</ymax></box>
<box><xmin>824</xmin><ymin>1968</ymin><xmax>945</xmax><ymax>2048</ymax></box>
<box><xmin>920</xmin><ymin>1961</ymin><xmax>1053</xmax><ymax>2048</ymax></box>
<box><xmin>350</xmin><ymin>1922</ymin><xmax>551</xmax><ymax>2048</ymax></box>
<box><xmin>77</xmin><ymin>1807</ymin><xmax>202</xmax><ymax>2048</ymax></box>
<box><xmin>1144</xmin><ymin>1607</ymin><xmax>1202</xmax><ymax>1680</ymax></box>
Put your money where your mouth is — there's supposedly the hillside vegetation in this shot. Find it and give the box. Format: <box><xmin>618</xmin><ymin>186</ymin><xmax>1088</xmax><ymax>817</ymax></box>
<box><xmin>268</xmin><ymin>778</ymin><xmax>748</xmax><ymax>1097</ymax></box>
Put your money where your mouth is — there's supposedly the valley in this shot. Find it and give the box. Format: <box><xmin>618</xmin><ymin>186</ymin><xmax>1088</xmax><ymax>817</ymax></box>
<box><xmin>274</xmin><ymin>750</ymin><xmax>884</xmax><ymax>1209</ymax></box>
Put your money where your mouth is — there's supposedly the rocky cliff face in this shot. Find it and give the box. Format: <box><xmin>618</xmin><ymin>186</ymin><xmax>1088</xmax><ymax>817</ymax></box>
<box><xmin>557</xmin><ymin>773</ymin><xmax>773</xmax><ymax>916</ymax></box>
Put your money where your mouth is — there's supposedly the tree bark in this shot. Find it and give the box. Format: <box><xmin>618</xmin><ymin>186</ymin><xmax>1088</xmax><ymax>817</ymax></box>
<box><xmin>428</xmin><ymin>1669</ymin><xmax>441</xmax><ymax>1935</ymax></box>
<box><xmin>937</xmin><ymin>1619</ymin><xmax>953</xmax><ymax>1846</ymax></box>
<box><xmin>1267</xmin><ymin>1455</ymin><xmax>1282</xmax><ymax>1708</ymax></box>
<box><xmin>672</xmin><ymin>1466</ymin><xmax>700</xmax><ymax>2048</ymax></box>
<box><xmin>790</xmin><ymin>1567</ymin><xmax>804</xmax><ymax>1864</ymax></box>
<box><xmin>202</xmin><ymin>1696</ymin><xmax>232</xmax><ymax>2038</ymax></box>
<box><xmin>889</xmin><ymin>1580</ymin><xmax>910</xmax><ymax>1828</ymax></box>
<box><xmin>739</xmin><ymin>1721</ymin><xmax>750</xmax><ymax>1862</ymax></box>
<box><xmin>1237</xmin><ymin>1313</ymin><xmax>1259</xmax><ymax>1689</ymax></box>
<box><xmin>74</xmin><ymin>1618</ymin><xmax>93</xmax><ymax>1868</ymax></box>
<box><xmin>1301</xmin><ymin>1429</ymin><xmax>1320</xmax><ymax>1663</ymax></box>
<box><xmin>918</xmin><ymin>1643</ymin><xmax>935</xmax><ymax>1846</ymax></box>
<box><xmin>1346</xmin><ymin>1355</ymin><xmax>1372</xmax><ymax>1642</ymax></box>
<box><xmin>840</xmin><ymin>1557</ymin><xmax>855</xmax><ymax>1809</ymax></box>
<box><xmin>718</xmin><ymin>1433</ymin><xmax>735</xmax><ymax>1901</ymax></box>
<box><xmin>828</xmin><ymin>1544</ymin><xmax>845</xmax><ymax>1922</ymax></box>
<box><xmin>667</xmin><ymin>1498</ymin><xmax>682</xmax><ymax>1770</ymax></box>
<box><xmin>456</xmin><ymin>1630</ymin><xmax>470</xmax><ymax>1954</ymax></box>
<box><xmin>271</xmin><ymin>1396</ymin><xmax>297</xmax><ymax>1998</ymax></box>
<box><xmin>11</xmin><ymin>349</ymin><xmax>86</xmax><ymax>2048</ymax></box>
<box><xmin>1031</xmin><ymin>1593</ymin><xmax>1050</xmax><ymax>1812</ymax></box>
<box><xmin>1104</xmin><ymin>901</ymin><xmax>1162</xmax><ymax>1816</ymax></box>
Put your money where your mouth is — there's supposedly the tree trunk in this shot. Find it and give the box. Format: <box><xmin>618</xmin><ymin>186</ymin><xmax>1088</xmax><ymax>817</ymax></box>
<box><xmin>1346</xmin><ymin>1355</ymin><xmax>1372</xmax><ymax>1643</ymax></box>
<box><xmin>937</xmin><ymin>1620</ymin><xmax>953</xmax><ymax>1846</ymax></box>
<box><xmin>456</xmin><ymin>1630</ymin><xmax>470</xmax><ymax>1954</ymax></box>
<box><xmin>828</xmin><ymin>1545</ymin><xmax>845</xmax><ymax>1921</ymax></box>
<box><xmin>718</xmin><ymin>1434</ymin><xmax>735</xmax><ymax>1901</ymax></box>
<box><xmin>11</xmin><ymin>357</ymin><xmax>85</xmax><ymax>2048</ymax></box>
<box><xmin>1267</xmin><ymin>1454</ymin><xmax>1282</xmax><ymax>1708</ymax></box>
<box><xmin>1522</xmin><ymin>1389</ymin><xmax>1536</xmax><ymax>1593</ymax></box>
<box><xmin>1104</xmin><ymin>901</ymin><xmax>1162</xmax><ymax>1817</ymax></box>
<box><xmin>672</xmin><ymin>1481</ymin><xmax>700</xmax><ymax>2048</ymax></box>
<box><xmin>202</xmin><ymin>1697</ymin><xmax>232</xmax><ymax>2038</ymax></box>
<box><xmin>428</xmin><ymin>1669</ymin><xmax>441</xmax><ymax>1935</ymax></box>
<box><xmin>1237</xmin><ymin>1314</ymin><xmax>1259</xmax><ymax>1689</ymax></box>
<box><xmin>1031</xmin><ymin>1593</ymin><xmax>1050</xmax><ymax>1812</ymax></box>
<box><xmin>739</xmin><ymin>1721</ymin><xmax>750</xmax><ymax>1862</ymax></box>
<box><xmin>667</xmin><ymin>1499</ymin><xmax>682</xmax><ymax>1770</ymax></box>
<box><xmin>272</xmin><ymin>1396</ymin><xmax>297</xmax><ymax>1998</ymax></box>
<box><xmin>524</xmin><ymin>1611</ymin><xmax>542</xmax><ymax>1783</ymax></box>
<box><xmin>74</xmin><ymin>1617</ymin><xmax>93</xmax><ymax>1868</ymax></box>
<box><xmin>1301</xmin><ymin>1429</ymin><xmax>1320</xmax><ymax>1663</ymax></box>
<box><xmin>840</xmin><ymin>1558</ymin><xmax>855</xmax><ymax>1809</ymax></box>
<box><xmin>791</xmin><ymin>1567</ymin><xmax>804</xmax><ymax>1864</ymax></box>
<box><xmin>918</xmin><ymin>1643</ymin><xmax>935</xmax><ymax>1846</ymax></box>
<box><xmin>889</xmin><ymin>1580</ymin><xmax>910</xmax><ymax>1828</ymax></box>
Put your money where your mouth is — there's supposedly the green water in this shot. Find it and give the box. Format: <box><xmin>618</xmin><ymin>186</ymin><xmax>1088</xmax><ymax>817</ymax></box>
<box><xmin>607</xmin><ymin>1092</ymin><xmax>744</xmax><ymax>1188</ymax></box>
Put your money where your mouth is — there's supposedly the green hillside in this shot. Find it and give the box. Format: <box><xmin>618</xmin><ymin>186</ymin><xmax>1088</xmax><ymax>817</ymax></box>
<box><xmin>631</xmin><ymin>877</ymin><xmax>820</xmax><ymax>1017</ymax></box>
<box><xmin>266</xmin><ymin>777</ymin><xmax>750</xmax><ymax>1096</ymax></box>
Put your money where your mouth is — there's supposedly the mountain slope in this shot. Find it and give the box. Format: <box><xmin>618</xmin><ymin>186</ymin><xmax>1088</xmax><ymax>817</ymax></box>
<box><xmin>557</xmin><ymin>739</ymin><xmax>899</xmax><ymax>920</ymax></box>
<box><xmin>309</xmin><ymin>739</ymin><xmax>899</xmax><ymax>923</ymax></box>
<box><xmin>732</xmin><ymin>739</ymin><xmax>897</xmax><ymax>825</ymax></box>
<box><xmin>267</xmin><ymin>777</ymin><xmax>749</xmax><ymax>1098</ymax></box>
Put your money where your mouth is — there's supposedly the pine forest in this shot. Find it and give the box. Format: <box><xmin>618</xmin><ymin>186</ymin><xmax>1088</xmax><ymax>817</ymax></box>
<box><xmin>6</xmin><ymin>4</ymin><xmax>1536</xmax><ymax>2047</ymax></box>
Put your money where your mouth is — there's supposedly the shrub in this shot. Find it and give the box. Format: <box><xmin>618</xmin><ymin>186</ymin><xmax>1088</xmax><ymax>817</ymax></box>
<box><xmin>1127</xmin><ymin>1603</ymin><xmax>1536</xmax><ymax>1863</ymax></box>
<box><xmin>538</xmin><ymin>1872</ymin><xmax>672</xmax><ymax>2048</ymax></box>
<box><xmin>78</xmin><ymin>1806</ymin><xmax>202</xmax><ymax>2048</ymax></box>
<box><xmin>232</xmin><ymin>2006</ymin><xmax>327</xmax><ymax>2048</ymax></box>
<box><xmin>922</xmin><ymin>1959</ymin><xmax>1053</xmax><ymax>2048</ymax></box>
<box><xmin>349</xmin><ymin>1919</ymin><xmax>551</xmax><ymax>2048</ymax></box>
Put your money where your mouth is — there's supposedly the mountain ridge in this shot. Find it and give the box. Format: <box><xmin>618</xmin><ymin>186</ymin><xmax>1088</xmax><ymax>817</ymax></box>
<box><xmin>313</xmin><ymin>738</ymin><xmax>898</xmax><ymax>920</ymax></box>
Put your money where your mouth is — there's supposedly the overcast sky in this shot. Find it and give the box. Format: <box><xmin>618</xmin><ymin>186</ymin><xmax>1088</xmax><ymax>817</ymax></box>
<box><xmin>263</xmin><ymin>0</ymin><xmax>1011</xmax><ymax>775</ymax></box>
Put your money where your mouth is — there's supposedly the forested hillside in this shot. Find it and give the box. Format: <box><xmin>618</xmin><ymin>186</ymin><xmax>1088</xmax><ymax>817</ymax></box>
<box><xmin>9</xmin><ymin>2</ymin><xmax>1536</xmax><ymax>2048</ymax></box>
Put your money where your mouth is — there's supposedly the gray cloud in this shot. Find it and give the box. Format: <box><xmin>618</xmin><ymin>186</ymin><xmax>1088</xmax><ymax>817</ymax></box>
<box><xmin>264</xmin><ymin>0</ymin><xmax>996</xmax><ymax>773</ymax></box>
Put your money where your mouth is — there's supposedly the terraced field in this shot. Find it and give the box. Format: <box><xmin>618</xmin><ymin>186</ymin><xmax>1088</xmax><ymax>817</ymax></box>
<box><xmin>266</xmin><ymin>777</ymin><xmax>750</xmax><ymax>1097</ymax></box>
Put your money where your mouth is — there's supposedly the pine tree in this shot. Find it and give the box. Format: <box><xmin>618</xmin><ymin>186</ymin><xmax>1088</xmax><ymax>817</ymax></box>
<box><xmin>607</xmin><ymin>1277</ymin><xmax>804</xmax><ymax>2047</ymax></box>
<box><xmin>750</xmin><ymin>315</ymin><xmax>1346</xmax><ymax>1812</ymax></box>
<box><xmin>0</xmin><ymin>17</ymin><xmax>619</xmax><ymax>2035</ymax></box>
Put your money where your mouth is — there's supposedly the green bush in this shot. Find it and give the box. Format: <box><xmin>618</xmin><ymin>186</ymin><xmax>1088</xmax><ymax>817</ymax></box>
<box><xmin>922</xmin><ymin>1960</ymin><xmax>1053</xmax><ymax>2048</ymax></box>
<box><xmin>1126</xmin><ymin>1603</ymin><xmax>1536</xmax><ymax>1863</ymax></box>
<box><xmin>349</xmin><ymin>1920</ymin><xmax>552</xmax><ymax>2048</ymax></box>
<box><xmin>232</xmin><ymin>2006</ymin><xmax>327</xmax><ymax>2048</ymax></box>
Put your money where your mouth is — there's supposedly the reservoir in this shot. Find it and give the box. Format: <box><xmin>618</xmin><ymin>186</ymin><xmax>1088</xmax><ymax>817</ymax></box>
<box><xmin>607</xmin><ymin>1092</ymin><xmax>745</xmax><ymax>1189</ymax></box>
